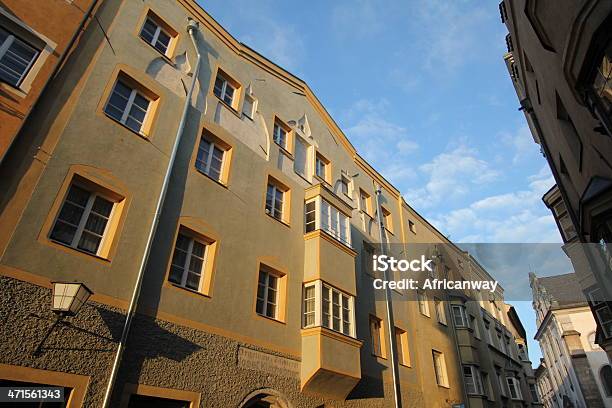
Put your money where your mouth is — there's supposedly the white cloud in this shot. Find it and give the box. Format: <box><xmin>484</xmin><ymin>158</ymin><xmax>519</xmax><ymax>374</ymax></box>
<box><xmin>331</xmin><ymin>0</ymin><xmax>386</xmax><ymax>39</ymax></box>
<box><xmin>241</xmin><ymin>24</ymin><xmax>304</xmax><ymax>72</ymax></box>
<box><xmin>500</xmin><ymin>125</ymin><xmax>538</xmax><ymax>164</ymax></box>
<box><xmin>427</xmin><ymin>166</ymin><xmax>561</xmax><ymax>243</ymax></box>
<box><xmin>342</xmin><ymin>99</ymin><xmax>419</xmax><ymax>186</ymax></box>
<box><xmin>404</xmin><ymin>145</ymin><xmax>500</xmax><ymax>208</ymax></box>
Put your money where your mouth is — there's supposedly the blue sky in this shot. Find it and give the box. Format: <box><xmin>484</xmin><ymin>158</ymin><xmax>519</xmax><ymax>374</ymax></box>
<box><xmin>197</xmin><ymin>0</ymin><xmax>573</xmax><ymax>363</ymax></box>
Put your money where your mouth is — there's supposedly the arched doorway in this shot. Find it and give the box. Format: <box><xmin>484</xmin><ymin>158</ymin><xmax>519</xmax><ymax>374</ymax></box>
<box><xmin>238</xmin><ymin>388</ymin><xmax>292</xmax><ymax>408</ymax></box>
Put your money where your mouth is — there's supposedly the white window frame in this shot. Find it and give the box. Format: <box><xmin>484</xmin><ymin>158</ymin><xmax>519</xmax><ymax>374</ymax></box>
<box><xmin>104</xmin><ymin>80</ymin><xmax>151</xmax><ymax>134</ymax></box>
<box><xmin>418</xmin><ymin>291</ymin><xmax>430</xmax><ymax>317</ymax></box>
<box><xmin>463</xmin><ymin>365</ymin><xmax>484</xmax><ymax>395</ymax></box>
<box><xmin>256</xmin><ymin>269</ymin><xmax>280</xmax><ymax>319</ymax></box>
<box><xmin>139</xmin><ymin>17</ymin><xmax>172</xmax><ymax>56</ymax></box>
<box><xmin>273</xmin><ymin>121</ymin><xmax>288</xmax><ymax>150</ymax></box>
<box><xmin>213</xmin><ymin>73</ymin><xmax>236</xmax><ymax>107</ymax></box>
<box><xmin>506</xmin><ymin>376</ymin><xmax>522</xmax><ymax>400</ymax></box>
<box><xmin>0</xmin><ymin>27</ymin><xmax>39</xmax><ymax>87</ymax></box>
<box><xmin>452</xmin><ymin>305</ymin><xmax>468</xmax><ymax>327</ymax></box>
<box><xmin>195</xmin><ymin>136</ymin><xmax>225</xmax><ymax>181</ymax></box>
<box><xmin>302</xmin><ymin>280</ymin><xmax>355</xmax><ymax>338</ymax></box>
<box><xmin>169</xmin><ymin>233</ymin><xmax>207</xmax><ymax>291</ymax></box>
<box><xmin>432</xmin><ymin>350</ymin><xmax>449</xmax><ymax>387</ymax></box>
<box><xmin>304</xmin><ymin>197</ymin><xmax>351</xmax><ymax>246</ymax></box>
<box><xmin>50</xmin><ymin>184</ymin><xmax>115</xmax><ymax>256</ymax></box>
<box><xmin>435</xmin><ymin>298</ymin><xmax>447</xmax><ymax>325</ymax></box>
<box><xmin>242</xmin><ymin>93</ymin><xmax>256</xmax><ymax>119</ymax></box>
<box><xmin>315</xmin><ymin>154</ymin><xmax>328</xmax><ymax>180</ymax></box>
<box><xmin>266</xmin><ymin>182</ymin><xmax>285</xmax><ymax>221</ymax></box>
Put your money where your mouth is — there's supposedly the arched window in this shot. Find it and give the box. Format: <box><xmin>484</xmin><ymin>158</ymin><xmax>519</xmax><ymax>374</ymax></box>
<box><xmin>601</xmin><ymin>365</ymin><xmax>612</xmax><ymax>397</ymax></box>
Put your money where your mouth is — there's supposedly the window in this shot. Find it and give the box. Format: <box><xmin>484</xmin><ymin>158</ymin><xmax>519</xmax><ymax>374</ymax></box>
<box><xmin>435</xmin><ymin>298</ymin><xmax>447</xmax><ymax>325</ymax></box>
<box><xmin>418</xmin><ymin>291</ymin><xmax>430</xmax><ymax>317</ymax></box>
<box><xmin>432</xmin><ymin>350</ymin><xmax>448</xmax><ymax>387</ymax></box>
<box><xmin>256</xmin><ymin>268</ymin><xmax>280</xmax><ymax>319</ymax></box>
<box><xmin>302</xmin><ymin>281</ymin><xmax>354</xmax><ymax>337</ymax></box>
<box><xmin>381</xmin><ymin>206</ymin><xmax>393</xmax><ymax>233</ymax></box>
<box><xmin>303</xmin><ymin>284</ymin><xmax>316</xmax><ymax>327</ymax></box>
<box><xmin>463</xmin><ymin>365</ymin><xmax>484</xmax><ymax>395</ymax></box>
<box><xmin>370</xmin><ymin>316</ymin><xmax>384</xmax><ymax>357</ymax></box>
<box><xmin>362</xmin><ymin>241</ymin><xmax>375</xmax><ymax>276</ymax></box>
<box><xmin>104</xmin><ymin>79</ymin><xmax>151</xmax><ymax>134</ymax></box>
<box><xmin>50</xmin><ymin>184</ymin><xmax>116</xmax><ymax>256</ymax></box>
<box><xmin>168</xmin><ymin>232</ymin><xmax>208</xmax><ymax>292</ymax></box>
<box><xmin>482</xmin><ymin>372</ymin><xmax>493</xmax><ymax>400</ymax></box>
<box><xmin>242</xmin><ymin>93</ymin><xmax>256</xmax><ymax>119</ymax></box>
<box><xmin>195</xmin><ymin>134</ymin><xmax>226</xmax><ymax>182</ymax></box>
<box><xmin>139</xmin><ymin>16</ymin><xmax>173</xmax><ymax>56</ymax></box>
<box><xmin>409</xmin><ymin>220</ymin><xmax>416</xmax><ymax>233</ymax></box>
<box><xmin>595</xmin><ymin>305</ymin><xmax>612</xmax><ymax>338</ymax></box>
<box><xmin>601</xmin><ymin>365</ymin><xmax>612</xmax><ymax>397</ymax></box>
<box><xmin>529</xmin><ymin>383</ymin><xmax>540</xmax><ymax>402</ymax></box>
<box><xmin>506</xmin><ymin>377</ymin><xmax>522</xmax><ymax>400</ymax></box>
<box><xmin>587</xmin><ymin>39</ymin><xmax>612</xmax><ymax>128</ymax></box>
<box><xmin>266</xmin><ymin>178</ymin><xmax>288</xmax><ymax>223</ymax></box>
<box><xmin>497</xmin><ymin>331</ymin><xmax>507</xmax><ymax>354</ymax></box>
<box><xmin>315</xmin><ymin>153</ymin><xmax>329</xmax><ymax>181</ymax></box>
<box><xmin>213</xmin><ymin>70</ymin><xmax>237</xmax><ymax>108</ymax></box>
<box><xmin>273</xmin><ymin>119</ymin><xmax>290</xmax><ymax>151</ymax></box>
<box><xmin>483</xmin><ymin>318</ymin><xmax>492</xmax><ymax>344</ymax></box>
<box><xmin>359</xmin><ymin>189</ymin><xmax>372</xmax><ymax>214</ymax></box>
<box><xmin>0</xmin><ymin>27</ymin><xmax>39</xmax><ymax>87</ymax></box>
<box><xmin>551</xmin><ymin>195</ymin><xmax>577</xmax><ymax>242</ymax></box>
<box><xmin>395</xmin><ymin>328</ymin><xmax>410</xmax><ymax>366</ymax></box>
<box><xmin>294</xmin><ymin>135</ymin><xmax>310</xmax><ymax>178</ymax></box>
<box><xmin>304</xmin><ymin>197</ymin><xmax>351</xmax><ymax>246</ymax></box>
<box><xmin>340</xmin><ymin>176</ymin><xmax>350</xmax><ymax>197</ymax></box>
<box><xmin>452</xmin><ymin>305</ymin><xmax>468</xmax><ymax>327</ymax></box>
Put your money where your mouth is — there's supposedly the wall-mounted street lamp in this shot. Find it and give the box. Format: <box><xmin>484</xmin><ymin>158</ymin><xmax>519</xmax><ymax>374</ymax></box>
<box><xmin>33</xmin><ymin>281</ymin><xmax>93</xmax><ymax>356</ymax></box>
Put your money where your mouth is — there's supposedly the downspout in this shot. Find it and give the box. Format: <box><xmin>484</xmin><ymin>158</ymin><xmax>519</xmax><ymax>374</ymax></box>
<box><xmin>101</xmin><ymin>18</ymin><xmax>201</xmax><ymax>408</ymax></box>
<box><xmin>374</xmin><ymin>183</ymin><xmax>402</xmax><ymax>408</ymax></box>
<box><xmin>0</xmin><ymin>0</ymin><xmax>100</xmax><ymax>165</ymax></box>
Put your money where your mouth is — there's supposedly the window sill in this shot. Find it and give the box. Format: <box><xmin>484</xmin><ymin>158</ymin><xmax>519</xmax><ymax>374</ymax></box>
<box><xmin>371</xmin><ymin>353</ymin><xmax>387</xmax><ymax>360</ymax></box>
<box><xmin>438</xmin><ymin>321</ymin><xmax>448</xmax><ymax>327</ymax></box>
<box><xmin>437</xmin><ymin>384</ymin><xmax>450</xmax><ymax>389</ymax></box>
<box><xmin>255</xmin><ymin>313</ymin><xmax>285</xmax><ymax>325</ymax></box>
<box><xmin>420</xmin><ymin>312</ymin><xmax>431</xmax><ymax>318</ymax></box>
<box><xmin>168</xmin><ymin>282</ymin><xmax>210</xmax><ymax>299</ymax></box>
<box><xmin>399</xmin><ymin>362</ymin><xmax>411</xmax><ymax>368</ymax></box>
<box><xmin>275</xmin><ymin>143</ymin><xmax>294</xmax><ymax>159</ymax></box>
<box><xmin>294</xmin><ymin>171</ymin><xmax>312</xmax><ymax>185</ymax></box>
<box><xmin>313</xmin><ymin>174</ymin><xmax>331</xmax><ymax>186</ymax></box>
<box><xmin>0</xmin><ymin>79</ymin><xmax>28</xmax><ymax>98</ymax></box>
<box><xmin>48</xmin><ymin>239</ymin><xmax>111</xmax><ymax>263</ymax></box>
<box><xmin>265</xmin><ymin>212</ymin><xmax>291</xmax><ymax>228</ymax></box>
<box><xmin>194</xmin><ymin>168</ymin><xmax>228</xmax><ymax>189</ymax></box>
<box><xmin>104</xmin><ymin>113</ymin><xmax>150</xmax><ymax>140</ymax></box>
<box><xmin>139</xmin><ymin>36</ymin><xmax>176</xmax><ymax>66</ymax></box>
<box><xmin>214</xmin><ymin>96</ymin><xmax>241</xmax><ymax>118</ymax></box>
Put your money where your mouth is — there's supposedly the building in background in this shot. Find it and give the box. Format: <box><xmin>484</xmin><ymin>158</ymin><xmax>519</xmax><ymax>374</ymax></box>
<box><xmin>0</xmin><ymin>0</ymin><xmax>537</xmax><ymax>407</ymax></box>
<box><xmin>530</xmin><ymin>272</ymin><xmax>612</xmax><ymax>407</ymax></box>
<box><xmin>0</xmin><ymin>0</ymin><xmax>98</xmax><ymax>162</ymax></box>
<box><xmin>500</xmin><ymin>0</ymin><xmax>612</xmax><ymax>359</ymax></box>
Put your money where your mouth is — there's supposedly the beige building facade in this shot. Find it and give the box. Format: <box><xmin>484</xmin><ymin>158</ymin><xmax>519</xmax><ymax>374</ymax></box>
<box><xmin>500</xmin><ymin>0</ymin><xmax>612</xmax><ymax>359</ymax></box>
<box><xmin>531</xmin><ymin>272</ymin><xmax>612</xmax><ymax>408</ymax></box>
<box><xmin>0</xmin><ymin>1</ymin><xmax>536</xmax><ymax>407</ymax></box>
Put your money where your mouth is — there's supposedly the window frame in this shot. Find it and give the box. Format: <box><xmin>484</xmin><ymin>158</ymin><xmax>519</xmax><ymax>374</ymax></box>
<box><xmin>395</xmin><ymin>327</ymin><xmax>410</xmax><ymax>366</ymax></box>
<box><xmin>432</xmin><ymin>350</ymin><xmax>449</xmax><ymax>387</ymax></box>
<box><xmin>302</xmin><ymin>280</ymin><xmax>355</xmax><ymax>338</ymax></box>
<box><xmin>138</xmin><ymin>11</ymin><xmax>178</xmax><ymax>58</ymax></box>
<box><xmin>168</xmin><ymin>232</ymin><xmax>209</xmax><ymax>292</ymax></box>
<box><xmin>452</xmin><ymin>304</ymin><xmax>468</xmax><ymax>327</ymax></box>
<box><xmin>256</xmin><ymin>268</ymin><xmax>280</xmax><ymax>320</ymax></box>
<box><xmin>381</xmin><ymin>206</ymin><xmax>393</xmax><ymax>234</ymax></box>
<box><xmin>265</xmin><ymin>176</ymin><xmax>290</xmax><ymax>225</ymax></box>
<box><xmin>0</xmin><ymin>26</ymin><xmax>39</xmax><ymax>88</ymax></box>
<box><xmin>194</xmin><ymin>130</ymin><xmax>232</xmax><ymax>185</ymax></box>
<box><xmin>315</xmin><ymin>152</ymin><xmax>330</xmax><ymax>183</ymax></box>
<box><xmin>304</xmin><ymin>196</ymin><xmax>351</xmax><ymax>247</ymax></box>
<box><xmin>418</xmin><ymin>290</ymin><xmax>430</xmax><ymax>317</ymax></box>
<box><xmin>434</xmin><ymin>297</ymin><xmax>447</xmax><ymax>325</ymax></box>
<box><xmin>272</xmin><ymin>117</ymin><xmax>292</xmax><ymax>152</ymax></box>
<box><xmin>359</xmin><ymin>188</ymin><xmax>372</xmax><ymax>215</ymax></box>
<box><xmin>463</xmin><ymin>365</ymin><xmax>484</xmax><ymax>396</ymax></box>
<box><xmin>506</xmin><ymin>376</ymin><xmax>522</xmax><ymax>400</ymax></box>
<box><xmin>212</xmin><ymin>68</ymin><xmax>241</xmax><ymax>110</ymax></box>
<box><xmin>103</xmin><ymin>75</ymin><xmax>157</xmax><ymax>136</ymax></box>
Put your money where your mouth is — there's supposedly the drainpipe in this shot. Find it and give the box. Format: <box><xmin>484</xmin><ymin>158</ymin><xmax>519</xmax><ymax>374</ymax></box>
<box><xmin>374</xmin><ymin>184</ymin><xmax>402</xmax><ymax>408</ymax></box>
<box><xmin>101</xmin><ymin>18</ymin><xmax>201</xmax><ymax>408</ymax></box>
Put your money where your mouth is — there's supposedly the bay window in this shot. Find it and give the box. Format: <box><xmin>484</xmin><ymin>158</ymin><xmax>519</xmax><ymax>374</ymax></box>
<box><xmin>304</xmin><ymin>197</ymin><xmax>351</xmax><ymax>246</ymax></box>
<box><xmin>463</xmin><ymin>365</ymin><xmax>484</xmax><ymax>395</ymax></box>
<box><xmin>506</xmin><ymin>376</ymin><xmax>522</xmax><ymax>400</ymax></box>
<box><xmin>302</xmin><ymin>280</ymin><xmax>355</xmax><ymax>337</ymax></box>
<box><xmin>452</xmin><ymin>304</ymin><xmax>468</xmax><ymax>327</ymax></box>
